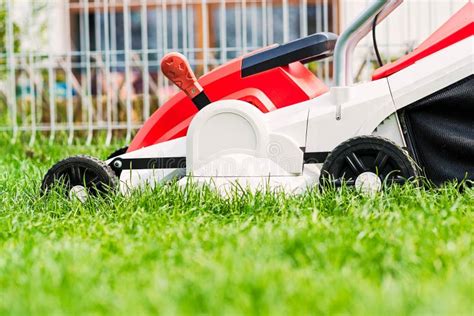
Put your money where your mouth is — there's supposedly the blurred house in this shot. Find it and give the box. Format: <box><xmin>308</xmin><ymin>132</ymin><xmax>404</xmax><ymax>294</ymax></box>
<box><xmin>48</xmin><ymin>1</ymin><xmax>339</xmax><ymax>57</ymax></box>
<box><xmin>45</xmin><ymin>0</ymin><xmax>339</xmax><ymax>98</ymax></box>
<box><xmin>11</xmin><ymin>0</ymin><xmax>467</xmax><ymax>93</ymax></box>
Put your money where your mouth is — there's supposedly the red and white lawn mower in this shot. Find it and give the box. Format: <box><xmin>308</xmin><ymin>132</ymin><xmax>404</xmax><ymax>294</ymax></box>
<box><xmin>42</xmin><ymin>0</ymin><xmax>474</xmax><ymax>199</ymax></box>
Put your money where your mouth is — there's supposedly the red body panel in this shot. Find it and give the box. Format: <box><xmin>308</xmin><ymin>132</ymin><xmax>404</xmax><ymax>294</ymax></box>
<box><xmin>373</xmin><ymin>2</ymin><xmax>474</xmax><ymax>81</ymax></box>
<box><xmin>128</xmin><ymin>55</ymin><xmax>328</xmax><ymax>151</ymax></box>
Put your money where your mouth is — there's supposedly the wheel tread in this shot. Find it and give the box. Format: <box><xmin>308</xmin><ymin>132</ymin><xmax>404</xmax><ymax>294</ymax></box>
<box><xmin>41</xmin><ymin>155</ymin><xmax>118</xmax><ymax>196</ymax></box>
<box><xmin>320</xmin><ymin>135</ymin><xmax>419</xmax><ymax>187</ymax></box>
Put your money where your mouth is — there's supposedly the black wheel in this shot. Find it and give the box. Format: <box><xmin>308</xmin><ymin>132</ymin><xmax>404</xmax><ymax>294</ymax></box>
<box><xmin>320</xmin><ymin>136</ymin><xmax>418</xmax><ymax>190</ymax></box>
<box><xmin>106</xmin><ymin>146</ymin><xmax>128</xmax><ymax>160</ymax></box>
<box><xmin>41</xmin><ymin>155</ymin><xmax>118</xmax><ymax>201</ymax></box>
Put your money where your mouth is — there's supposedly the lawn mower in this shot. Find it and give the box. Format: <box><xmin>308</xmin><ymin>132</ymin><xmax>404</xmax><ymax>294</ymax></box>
<box><xmin>41</xmin><ymin>0</ymin><xmax>474</xmax><ymax>199</ymax></box>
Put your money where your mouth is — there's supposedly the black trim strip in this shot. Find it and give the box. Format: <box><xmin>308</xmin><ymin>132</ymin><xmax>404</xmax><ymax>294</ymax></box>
<box><xmin>111</xmin><ymin>151</ymin><xmax>328</xmax><ymax>173</ymax></box>
<box><xmin>303</xmin><ymin>152</ymin><xmax>330</xmax><ymax>164</ymax></box>
<box><xmin>111</xmin><ymin>157</ymin><xmax>186</xmax><ymax>171</ymax></box>
<box><xmin>398</xmin><ymin>109</ymin><xmax>422</xmax><ymax>168</ymax></box>
<box><xmin>192</xmin><ymin>91</ymin><xmax>211</xmax><ymax>110</ymax></box>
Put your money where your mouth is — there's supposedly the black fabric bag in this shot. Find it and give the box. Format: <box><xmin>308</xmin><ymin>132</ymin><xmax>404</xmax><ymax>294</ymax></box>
<box><xmin>402</xmin><ymin>75</ymin><xmax>474</xmax><ymax>185</ymax></box>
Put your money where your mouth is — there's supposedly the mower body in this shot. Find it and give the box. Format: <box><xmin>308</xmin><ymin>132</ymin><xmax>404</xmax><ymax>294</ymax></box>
<box><xmin>109</xmin><ymin>1</ymin><xmax>473</xmax><ymax>194</ymax></box>
<box><xmin>42</xmin><ymin>0</ymin><xmax>473</xmax><ymax>198</ymax></box>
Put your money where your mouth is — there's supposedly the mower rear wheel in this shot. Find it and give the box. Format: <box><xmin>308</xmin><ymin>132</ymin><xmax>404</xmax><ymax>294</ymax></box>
<box><xmin>41</xmin><ymin>155</ymin><xmax>118</xmax><ymax>201</ymax></box>
<box><xmin>320</xmin><ymin>136</ymin><xmax>418</xmax><ymax>191</ymax></box>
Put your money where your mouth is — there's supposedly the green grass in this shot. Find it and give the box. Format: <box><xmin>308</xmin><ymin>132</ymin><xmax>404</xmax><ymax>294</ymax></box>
<box><xmin>0</xmin><ymin>134</ymin><xmax>473</xmax><ymax>315</ymax></box>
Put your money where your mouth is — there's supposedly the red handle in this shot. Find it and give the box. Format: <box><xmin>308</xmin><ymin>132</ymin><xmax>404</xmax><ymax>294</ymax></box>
<box><xmin>161</xmin><ymin>52</ymin><xmax>203</xmax><ymax>99</ymax></box>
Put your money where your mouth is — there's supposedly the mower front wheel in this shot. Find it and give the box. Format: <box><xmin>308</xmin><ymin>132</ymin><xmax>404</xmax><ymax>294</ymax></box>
<box><xmin>320</xmin><ymin>136</ymin><xmax>418</xmax><ymax>192</ymax></box>
<box><xmin>41</xmin><ymin>155</ymin><xmax>118</xmax><ymax>201</ymax></box>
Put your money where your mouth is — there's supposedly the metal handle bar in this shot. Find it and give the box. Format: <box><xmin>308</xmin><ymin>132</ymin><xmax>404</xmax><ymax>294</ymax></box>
<box><xmin>333</xmin><ymin>0</ymin><xmax>404</xmax><ymax>87</ymax></box>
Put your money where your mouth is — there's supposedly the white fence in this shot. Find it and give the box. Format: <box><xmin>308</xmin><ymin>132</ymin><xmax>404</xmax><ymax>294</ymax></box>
<box><xmin>0</xmin><ymin>0</ymin><xmax>467</xmax><ymax>145</ymax></box>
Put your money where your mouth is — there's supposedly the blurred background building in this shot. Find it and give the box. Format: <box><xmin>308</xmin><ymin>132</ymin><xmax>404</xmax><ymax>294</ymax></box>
<box><xmin>0</xmin><ymin>0</ymin><xmax>467</xmax><ymax>144</ymax></box>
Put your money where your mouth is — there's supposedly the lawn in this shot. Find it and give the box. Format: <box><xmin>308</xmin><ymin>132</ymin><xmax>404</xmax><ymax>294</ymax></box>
<box><xmin>0</xmin><ymin>134</ymin><xmax>472</xmax><ymax>315</ymax></box>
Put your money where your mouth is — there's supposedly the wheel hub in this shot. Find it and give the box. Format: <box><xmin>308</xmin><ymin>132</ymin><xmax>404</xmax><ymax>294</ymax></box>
<box><xmin>355</xmin><ymin>171</ymin><xmax>382</xmax><ymax>193</ymax></box>
<box><xmin>69</xmin><ymin>185</ymin><xmax>88</xmax><ymax>202</ymax></box>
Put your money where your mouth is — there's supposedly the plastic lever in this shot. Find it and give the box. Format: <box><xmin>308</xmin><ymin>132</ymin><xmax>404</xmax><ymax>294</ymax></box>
<box><xmin>161</xmin><ymin>53</ymin><xmax>211</xmax><ymax>109</ymax></box>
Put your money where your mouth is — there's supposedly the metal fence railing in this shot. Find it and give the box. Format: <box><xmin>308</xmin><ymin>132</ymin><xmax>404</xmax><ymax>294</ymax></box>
<box><xmin>0</xmin><ymin>0</ymin><xmax>467</xmax><ymax>145</ymax></box>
